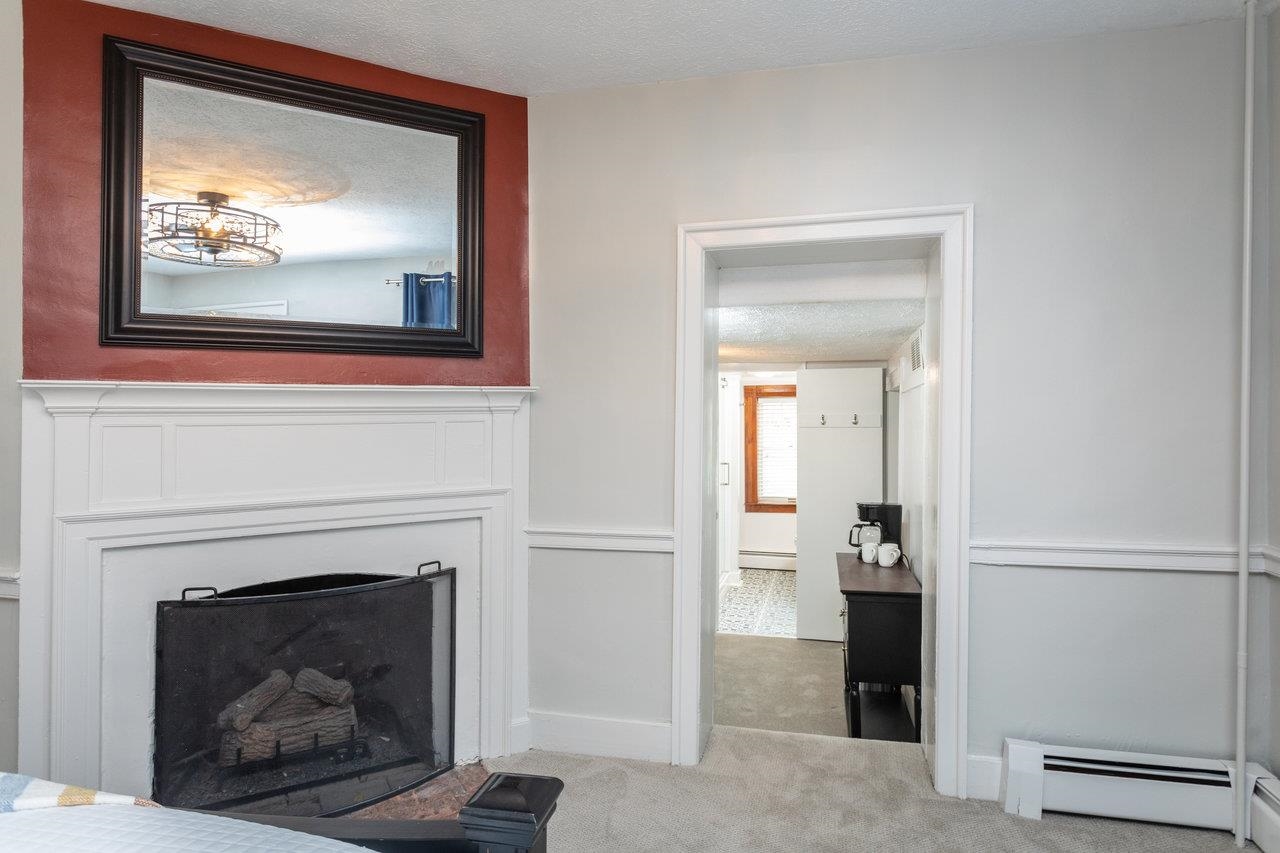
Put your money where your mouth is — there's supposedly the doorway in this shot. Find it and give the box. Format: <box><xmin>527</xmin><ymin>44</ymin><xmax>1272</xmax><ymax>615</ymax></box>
<box><xmin>672</xmin><ymin>207</ymin><xmax>974</xmax><ymax>797</ymax></box>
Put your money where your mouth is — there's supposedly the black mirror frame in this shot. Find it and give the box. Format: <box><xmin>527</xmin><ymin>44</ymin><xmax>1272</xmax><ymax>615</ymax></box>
<box><xmin>101</xmin><ymin>37</ymin><xmax>484</xmax><ymax>357</ymax></box>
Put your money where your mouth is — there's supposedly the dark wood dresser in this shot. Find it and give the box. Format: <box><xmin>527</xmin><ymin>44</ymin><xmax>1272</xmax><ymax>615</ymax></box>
<box><xmin>837</xmin><ymin>552</ymin><xmax>922</xmax><ymax>742</ymax></box>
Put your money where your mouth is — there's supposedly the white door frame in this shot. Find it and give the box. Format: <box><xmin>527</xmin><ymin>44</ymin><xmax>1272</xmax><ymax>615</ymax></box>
<box><xmin>672</xmin><ymin>205</ymin><xmax>974</xmax><ymax>798</ymax></box>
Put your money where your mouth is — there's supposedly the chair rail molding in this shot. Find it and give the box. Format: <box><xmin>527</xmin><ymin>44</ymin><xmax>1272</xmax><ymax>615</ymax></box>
<box><xmin>526</xmin><ymin>526</ymin><xmax>676</xmax><ymax>553</ymax></box>
<box><xmin>17</xmin><ymin>380</ymin><xmax>533</xmax><ymax>792</ymax></box>
<box><xmin>970</xmin><ymin>539</ymin><xmax>1280</xmax><ymax>576</ymax></box>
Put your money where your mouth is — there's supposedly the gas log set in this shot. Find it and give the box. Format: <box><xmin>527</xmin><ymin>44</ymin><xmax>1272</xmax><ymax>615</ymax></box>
<box><xmin>217</xmin><ymin>668</ymin><xmax>364</xmax><ymax>768</ymax></box>
<box><xmin>153</xmin><ymin>570</ymin><xmax>457</xmax><ymax>813</ymax></box>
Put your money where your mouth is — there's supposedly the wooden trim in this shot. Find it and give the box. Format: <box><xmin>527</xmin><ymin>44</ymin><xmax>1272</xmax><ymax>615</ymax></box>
<box><xmin>743</xmin><ymin>385</ymin><xmax>796</xmax><ymax>514</ymax></box>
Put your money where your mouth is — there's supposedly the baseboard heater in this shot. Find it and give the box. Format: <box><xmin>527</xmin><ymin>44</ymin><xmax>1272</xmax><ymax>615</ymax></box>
<box><xmin>1001</xmin><ymin>738</ymin><xmax>1272</xmax><ymax>834</ymax></box>
<box><xmin>1254</xmin><ymin>778</ymin><xmax>1280</xmax><ymax>852</ymax></box>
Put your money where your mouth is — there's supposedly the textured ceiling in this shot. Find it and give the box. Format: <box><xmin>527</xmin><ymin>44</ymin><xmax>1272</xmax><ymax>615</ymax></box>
<box><xmin>718</xmin><ymin>299</ymin><xmax>924</xmax><ymax>363</ymax></box>
<box><xmin>143</xmin><ymin>77</ymin><xmax>458</xmax><ymax>274</ymax></box>
<box><xmin>91</xmin><ymin>0</ymin><xmax>1241</xmax><ymax>95</ymax></box>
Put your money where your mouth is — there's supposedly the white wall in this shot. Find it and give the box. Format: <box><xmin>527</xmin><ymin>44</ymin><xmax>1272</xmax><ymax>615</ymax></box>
<box><xmin>739</xmin><ymin>513</ymin><xmax>796</xmax><ymax>560</ymax></box>
<box><xmin>0</xmin><ymin>0</ymin><xmax>21</xmax><ymax>773</ymax></box>
<box><xmin>526</xmin><ymin>554</ymin><xmax>674</xmax><ymax>759</ymax></box>
<box><xmin>969</xmin><ymin>566</ymin><xmax>1267</xmax><ymax>759</ymax></box>
<box><xmin>1267</xmin><ymin>575</ymin><xmax>1280</xmax><ymax>774</ymax></box>
<box><xmin>1266</xmin><ymin>10</ymin><xmax>1280</xmax><ymax>775</ymax></box>
<box><xmin>717</xmin><ymin>259</ymin><xmax>925</xmax><ymax>306</ymax></box>
<box><xmin>142</xmin><ymin>255</ymin><xmax>449</xmax><ymax>325</ymax></box>
<box><xmin>891</xmin><ymin>328</ymin><xmax>928</xmax><ymax>576</ymax></box>
<box><xmin>884</xmin><ymin>389</ymin><xmax>898</xmax><ymax>502</ymax></box>
<box><xmin>0</xmin><ymin>599</ymin><xmax>14</xmax><ymax>773</ymax></box>
<box><xmin>528</xmin><ymin>19</ymin><xmax>1255</xmax><ymax>764</ymax></box>
<box><xmin>0</xmin><ymin>0</ymin><xmax>19</xmax><ymax>574</ymax></box>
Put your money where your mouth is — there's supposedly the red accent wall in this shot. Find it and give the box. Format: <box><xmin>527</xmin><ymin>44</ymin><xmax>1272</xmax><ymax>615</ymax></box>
<box><xmin>22</xmin><ymin>0</ymin><xmax>529</xmax><ymax>385</ymax></box>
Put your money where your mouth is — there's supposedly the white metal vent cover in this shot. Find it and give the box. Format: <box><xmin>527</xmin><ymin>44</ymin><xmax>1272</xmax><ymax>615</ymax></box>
<box><xmin>910</xmin><ymin>332</ymin><xmax>923</xmax><ymax>371</ymax></box>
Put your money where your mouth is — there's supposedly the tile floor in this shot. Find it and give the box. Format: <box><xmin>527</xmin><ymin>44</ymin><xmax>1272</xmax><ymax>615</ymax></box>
<box><xmin>717</xmin><ymin>569</ymin><xmax>796</xmax><ymax>637</ymax></box>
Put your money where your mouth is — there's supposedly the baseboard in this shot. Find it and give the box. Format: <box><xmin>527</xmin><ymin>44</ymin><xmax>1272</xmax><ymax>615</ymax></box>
<box><xmin>737</xmin><ymin>553</ymin><xmax>796</xmax><ymax>571</ymax></box>
<box><xmin>966</xmin><ymin>753</ymin><xmax>1004</xmax><ymax>801</ymax></box>
<box><xmin>508</xmin><ymin>717</ymin><xmax>532</xmax><ymax>754</ymax></box>
<box><xmin>527</xmin><ymin>709</ymin><xmax>671</xmax><ymax>762</ymax></box>
<box><xmin>718</xmin><ymin>569</ymin><xmax>741</xmax><ymax>603</ymax></box>
<box><xmin>1254</xmin><ymin>779</ymin><xmax>1280</xmax><ymax>850</ymax></box>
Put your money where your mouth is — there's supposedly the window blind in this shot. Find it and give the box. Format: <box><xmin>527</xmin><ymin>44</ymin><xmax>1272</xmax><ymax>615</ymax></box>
<box><xmin>756</xmin><ymin>395</ymin><xmax>797</xmax><ymax>502</ymax></box>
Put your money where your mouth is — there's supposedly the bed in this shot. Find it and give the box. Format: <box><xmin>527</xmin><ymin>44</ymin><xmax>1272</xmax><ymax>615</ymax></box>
<box><xmin>0</xmin><ymin>771</ymin><xmax>562</xmax><ymax>852</ymax></box>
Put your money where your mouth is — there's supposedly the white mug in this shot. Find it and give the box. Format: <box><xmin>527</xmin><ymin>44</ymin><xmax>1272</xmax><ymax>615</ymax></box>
<box><xmin>860</xmin><ymin>542</ymin><xmax>879</xmax><ymax>563</ymax></box>
<box><xmin>878</xmin><ymin>543</ymin><xmax>901</xmax><ymax>567</ymax></box>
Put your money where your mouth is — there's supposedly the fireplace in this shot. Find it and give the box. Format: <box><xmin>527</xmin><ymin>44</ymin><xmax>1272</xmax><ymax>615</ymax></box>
<box><xmin>153</xmin><ymin>565</ymin><xmax>455</xmax><ymax>815</ymax></box>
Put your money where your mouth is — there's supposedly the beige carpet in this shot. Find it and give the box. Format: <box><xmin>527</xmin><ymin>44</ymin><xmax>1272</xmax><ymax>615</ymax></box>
<box><xmin>714</xmin><ymin>633</ymin><xmax>846</xmax><ymax>737</ymax></box>
<box><xmin>488</xmin><ymin>726</ymin><xmax>1251</xmax><ymax>852</ymax></box>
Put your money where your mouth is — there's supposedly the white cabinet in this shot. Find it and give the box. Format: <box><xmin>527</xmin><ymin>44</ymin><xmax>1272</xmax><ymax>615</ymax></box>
<box><xmin>796</xmin><ymin>367</ymin><xmax>884</xmax><ymax>641</ymax></box>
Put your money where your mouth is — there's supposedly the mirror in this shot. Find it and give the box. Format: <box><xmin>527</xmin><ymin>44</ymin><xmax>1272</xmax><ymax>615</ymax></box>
<box><xmin>102</xmin><ymin>39</ymin><xmax>483</xmax><ymax>356</ymax></box>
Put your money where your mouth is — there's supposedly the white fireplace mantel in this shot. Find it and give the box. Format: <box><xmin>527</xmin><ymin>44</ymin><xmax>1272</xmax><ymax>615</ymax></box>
<box><xmin>18</xmin><ymin>380</ymin><xmax>533</xmax><ymax>794</ymax></box>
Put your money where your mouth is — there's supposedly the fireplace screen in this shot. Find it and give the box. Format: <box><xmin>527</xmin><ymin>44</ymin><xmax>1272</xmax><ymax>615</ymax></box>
<box><xmin>153</xmin><ymin>567</ymin><xmax>454</xmax><ymax>815</ymax></box>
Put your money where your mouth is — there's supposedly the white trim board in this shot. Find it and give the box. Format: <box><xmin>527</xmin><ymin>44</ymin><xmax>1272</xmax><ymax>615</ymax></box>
<box><xmin>966</xmin><ymin>753</ymin><xmax>1004</xmax><ymax>802</ymax></box>
<box><xmin>970</xmin><ymin>540</ymin><xmax>1280</xmax><ymax>575</ymax></box>
<box><xmin>526</xmin><ymin>527</ymin><xmax>676</xmax><ymax>553</ymax></box>
<box><xmin>526</xmin><ymin>709</ymin><xmax>671</xmax><ymax>761</ymax></box>
<box><xmin>0</xmin><ymin>575</ymin><xmax>17</xmax><ymax>600</ymax></box>
<box><xmin>673</xmin><ymin>205</ymin><xmax>974</xmax><ymax>798</ymax></box>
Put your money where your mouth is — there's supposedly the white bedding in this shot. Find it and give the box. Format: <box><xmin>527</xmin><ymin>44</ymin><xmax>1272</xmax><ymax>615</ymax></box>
<box><xmin>0</xmin><ymin>803</ymin><xmax>362</xmax><ymax>852</ymax></box>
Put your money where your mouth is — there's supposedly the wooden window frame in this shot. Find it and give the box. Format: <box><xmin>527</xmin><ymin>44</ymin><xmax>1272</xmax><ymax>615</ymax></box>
<box><xmin>743</xmin><ymin>384</ymin><xmax>797</xmax><ymax>514</ymax></box>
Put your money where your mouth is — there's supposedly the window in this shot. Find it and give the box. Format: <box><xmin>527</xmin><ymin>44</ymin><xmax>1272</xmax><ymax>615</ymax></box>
<box><xmin>744</xmin><ymin>385</ymin><xmax>797</xmax><ymax>513</ymax></box>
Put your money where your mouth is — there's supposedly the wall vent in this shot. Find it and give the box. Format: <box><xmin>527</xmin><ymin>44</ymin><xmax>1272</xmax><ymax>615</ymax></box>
<box><xmin>1001</xmin><ymin>738</ymin><xmax>1272</xmax><ymax>835</ymax></box>
<box><xmin>909</xmin><ymin>334</ymin><xmax>923</xmax><ymax>371</ymax></box>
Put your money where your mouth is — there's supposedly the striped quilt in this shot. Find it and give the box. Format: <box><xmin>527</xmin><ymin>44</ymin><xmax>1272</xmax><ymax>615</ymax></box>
<box><xmin>0</xmin><ymin>773</ymin><xmax>157</xmax><ymax>812</ymax></box>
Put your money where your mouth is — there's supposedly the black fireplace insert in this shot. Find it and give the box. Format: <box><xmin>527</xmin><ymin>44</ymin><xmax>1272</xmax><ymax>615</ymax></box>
<box><xmin>153</xmin><ymin>565</ymin><xmax>454</xmax><ymax>815</ymax></box>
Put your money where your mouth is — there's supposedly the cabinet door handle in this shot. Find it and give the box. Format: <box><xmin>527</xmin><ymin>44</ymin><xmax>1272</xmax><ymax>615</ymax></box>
<box><xmin>852</xmin><ymin>414</ymin><xmax>859</xmax><ymax>425</ymax></box>
<box><xmin>820</xmin><ymin>414</ymin><xmax>826</xmax><ymax>425</ymax></box>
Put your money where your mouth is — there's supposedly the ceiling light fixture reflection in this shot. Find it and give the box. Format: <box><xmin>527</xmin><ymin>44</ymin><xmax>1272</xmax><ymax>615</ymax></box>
<box><xmin>146</xmin><ymin>191</ymin><xmax>282</xmax><ymax>267</ymax></box>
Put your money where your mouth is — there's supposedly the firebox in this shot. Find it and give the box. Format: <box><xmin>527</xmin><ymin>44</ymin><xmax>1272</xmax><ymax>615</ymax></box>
<box><xmin>153</xmin><ymin>564</ymin><xmax>454</xmax><ymax>816</ymax></box>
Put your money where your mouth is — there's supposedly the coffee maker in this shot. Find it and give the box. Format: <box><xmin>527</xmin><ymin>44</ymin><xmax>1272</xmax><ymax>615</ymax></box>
<box><xmin>855</xmin><ymin>502</ymin><xmax>902</xmax><ymax>547</ymax></box>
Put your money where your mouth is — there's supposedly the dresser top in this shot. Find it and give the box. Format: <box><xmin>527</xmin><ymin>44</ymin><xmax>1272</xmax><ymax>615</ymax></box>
<box><xmin>837</xmin><ymin>552</ymin><xmax>922</xmax><ymax>596</ymax></box>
